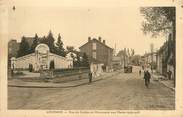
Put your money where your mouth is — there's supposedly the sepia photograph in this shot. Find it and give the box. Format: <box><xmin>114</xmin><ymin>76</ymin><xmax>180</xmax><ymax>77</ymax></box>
<box><xmin>1</xmin><ymin>0</ymin><xmax>183</xmax><ymax>116</ymax></box>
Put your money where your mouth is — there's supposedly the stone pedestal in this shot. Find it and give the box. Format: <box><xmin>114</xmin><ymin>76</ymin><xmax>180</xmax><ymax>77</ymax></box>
<box><xmin>40</xmin><ymin>70</ymin><xmax>53</xmax><ymax>79</ymax></box>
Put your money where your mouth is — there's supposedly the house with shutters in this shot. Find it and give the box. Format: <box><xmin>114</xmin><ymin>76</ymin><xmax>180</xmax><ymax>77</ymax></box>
<box><xmin>79</xmin><ymin>37</ymin><xmax>113</xmax><ymax>71</ymax></box>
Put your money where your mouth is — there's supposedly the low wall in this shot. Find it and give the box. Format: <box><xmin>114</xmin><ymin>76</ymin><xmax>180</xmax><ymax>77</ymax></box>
<box><xmin>52</xmin><ymin>72</ymin><xmax>89</xmax><ymax>83</ymax></box>
<box><xmin>53</xmin><ymin>67</ymin><xmax>90</xmax><ymax>77</ymax></box>
<box><xmin>10</xmin><ymin>67</ymin><xmax>90</xmax><ymax>83</ymax></box>
<box><xmin>18</xmin><ymin>71</ymin><xmax>89</xmax><ymax>83</ymax></box>
<box><xmin>40</xmin><ymin>67</ymin><xmax>90</xmax><ymax>83</ymax></box>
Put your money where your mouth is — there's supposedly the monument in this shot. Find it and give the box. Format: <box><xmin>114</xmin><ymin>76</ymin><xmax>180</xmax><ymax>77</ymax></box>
<box><xmin>11</xmin><ymin>43</ymin><xmax>73</xmax><ymax>72</ymax></box>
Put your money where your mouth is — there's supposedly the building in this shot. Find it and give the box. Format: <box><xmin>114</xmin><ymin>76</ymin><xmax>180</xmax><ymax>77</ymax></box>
<box><xmin>11</xmin><ymin>44</ymin><xmax>73</xmax><ymax>71</ymax></box>
<box><xmin>79</xmin><ymin>37</ymin><xmax>113</xmax><ymax>71</ymax></box>
<box><xmin>143</xmin><ymin>52</ymin><xmax>157</xmax><ymax>68</ymax></box>
<box><xmin>156</xmin><ymin>46</ymin><xmax>166</xmax><ymax>75</ymax></box>
<box><xmin>112</xmin><ymin>56</ymin><xmax>123</xmax><ymax>71</ymax></box>
<box><xmin>8</xmin><ymin>40</ymin><xmax>20</xmax><ymax>58</ymax></box>
<box><xmin>156</xmin><ymin>33</ymin><xmax>175</xmax><ymax>79</ymax></box>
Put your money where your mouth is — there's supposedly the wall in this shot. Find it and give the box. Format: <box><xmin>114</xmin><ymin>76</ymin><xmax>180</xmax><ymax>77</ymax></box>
<box><xmin>80</xmin><ymin>42</ymin><xmax>93</xmax><ymax>61</ymax></box>
<box><xmin>49</xmin><ymin>53</ymin><xmax>73</xmax><ymax>69</ymax></box>
<box><xmin>156</xmin><ymin>53</ymin><xmax>163</xmax><ymax>74</ymax></box>
<box><xmin>96</xmin><ymin>41</ymin><xmax>109</xmax><ymax>65</ymax></box>
<box><xmin>90</xmin><ymin>63</ymin><xmax>103</xmax><ymax>77</ymax></box>
<box><xmin>14</xmin><ymin>53</ymin><xmax>36</xmax><ymax>69</ymax></box>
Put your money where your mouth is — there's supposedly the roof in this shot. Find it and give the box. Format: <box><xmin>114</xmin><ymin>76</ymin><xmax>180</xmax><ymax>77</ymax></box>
<box><xmin>79</xmin><ymin>38</ymin><xmax>113</xmax><ymax>50</ymax></box>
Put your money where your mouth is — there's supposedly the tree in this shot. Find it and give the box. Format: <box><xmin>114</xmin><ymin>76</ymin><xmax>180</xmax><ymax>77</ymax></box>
<box><xmin>140</xmin><ymin>7</ymin><xmax>175</xmax><ymax>38</ymax></box>
<box><xmin>140</xmin><ymin>7</ymin><xmax>176</xmax><ymax>86</ymax></box>
<box><xmin>131</xmin><ymin>48</ymin><xmax>135</xmax><ymax>56</ymax></box>
<box><xmin>46</xmin><ymin>30</ymin><xmax>55</xmax><ymax>53</ymax></box>
<box><xmin>128</xmin><ymin>48</ymin><xmax>135</xmax><ymax>64</ymax></box>
<box><xmin>56</xmin><ymin>34</ymin><xmax>64</xmax><ymax>51</ymax></box>
<box><xmin>72</xmin><ymin>52</ymin><xmax>83</xmax><ymax>67</ymax></box>
<box><xmin>30</xmin><ymin>33</ymin><xmax>39</xmax><ymax>53</ymax></box>
<box><xmin>55</xmin><ymin>34</ymin><xmax>66</xmax><ymax>56</ymax></box>
<box><xmin>17</xmin><ymin>36</ymin><xmax>31</xmax><ymax>57</ymax></box>
<box><xmin>131</xmin><ymin>55</ymin><xmax>141</xmax><ymax>66</ymax></box>
<box><xmin>117</xmin><ymin>48</ymin><xmax>127</xmax><ymax>67</ymax></box>
<box><xmin>81</xmin><ymin>53</ymin><xmax>89</xmax><ymax>67</ymax></box>
<box><xmin>117</xmin><ymin>48</ymin><xmax>135</xmax><ymax>66</ymax></box>
<box><xmin>66</xmin><ymin>46</ymin><xmax>75</xmax><ymax>52</ymax></box>
<box><xmin>41</xmin><ymin>36</ymin><xmax>47</xmax><ymax>44</ymax></box>
<box><xmin>140</xmin><ymin>7</ymin><xmax>175</xmax><ymax>65</ymax></box>
<box><xmin>76</xmin><ymin>53</ymin><xmax>81</xmax><ymax>67</ymax></box>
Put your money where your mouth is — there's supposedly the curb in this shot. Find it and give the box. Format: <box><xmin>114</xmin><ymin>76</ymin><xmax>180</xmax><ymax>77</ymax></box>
<box><xmin>8</xmin><ymin>78</ymin><xmax>103</xmax><ymax>88</ymax></box>
<box><xmin>8</xmin><ymin>72</ymin><xmax>115</xmax><ymax>88</ymax></box>
<box><xmin>159</xmin><ymin>81</ymin><xmax>175</xmax><ymax>91</ymax></box>
<box><xmin>152</xmin><ymin>75</ymin><xmax>175</xmax><ymax>91</ymax></box>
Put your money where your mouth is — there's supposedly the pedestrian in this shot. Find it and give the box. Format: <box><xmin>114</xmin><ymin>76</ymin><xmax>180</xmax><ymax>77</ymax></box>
<box><xmin>139</xmin><ymin>69</ymin><xmax>141</xmax><ymax>76</ymax></box>
<box><xmin>144</xmin><ymin>70</ymin><xmax>151</xmax><ymax>88</ymax></box>
<box><xmin>88</xmin><ymin>71</ymin><xmax>92</xmax><ymax>83</ymax></box>
<box><xmin>167</xmin><ymin>70</ymin><xmax>172</xmax><ymax>80</ymax></box>
<box><xmin>147</xmin><ymin>70</ymin><xmax>151</xmax><ymax>84</ymax></box>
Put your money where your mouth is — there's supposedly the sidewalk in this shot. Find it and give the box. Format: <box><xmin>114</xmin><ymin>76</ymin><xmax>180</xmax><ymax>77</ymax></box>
<box><xmin>152</xmin><ymin>74</ymin><xmax>175</xmax><ymax>91</ymax></box>
<box><xmin>8</xmin><ymin>70</ymin><xmax>121</xmax><ymax>88</ymax></box>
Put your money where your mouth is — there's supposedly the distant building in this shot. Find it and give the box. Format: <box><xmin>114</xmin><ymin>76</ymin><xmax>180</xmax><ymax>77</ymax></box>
<box><xmin>112</xmin><ymin>56</ymin><xmax>122</xmax><ymax>71</ymax></box>
<box><xmin>144</xmin><ymin>52</ymin><xmax>156</xmax><ymax>65</ymax></box>
<box><xmin>8</xmin><ymin>40</ymin><xmax>20</xmax><ymax>58</ymax></box>
<box><xmin>79</xmin><ymin>37</ymin><xmax>113</xmax><ymax>71</ymax></box>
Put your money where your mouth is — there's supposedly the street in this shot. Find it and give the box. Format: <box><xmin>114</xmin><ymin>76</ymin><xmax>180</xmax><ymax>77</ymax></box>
<box><xmin>8</xmin><ymin>66</ymin><xmax>175</xmax><ymax>110</ymax></box>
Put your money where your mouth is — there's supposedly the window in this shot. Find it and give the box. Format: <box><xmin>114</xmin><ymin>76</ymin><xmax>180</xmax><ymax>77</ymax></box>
<box><xmin>93</xmin><ymin>51</ymin><xmax>96</xmax><ymax>59</ymax></box>
<box><xmin>92</xmin><ymin>42</ymin><xmax>96</xmax><ymax>50</ymax></box>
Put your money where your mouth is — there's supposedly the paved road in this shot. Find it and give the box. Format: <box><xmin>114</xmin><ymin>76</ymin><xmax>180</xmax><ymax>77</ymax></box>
<box><xmin>8</xmin><ymin>66</ymin><xmax>175</xmax><ymax>110</ymax></box>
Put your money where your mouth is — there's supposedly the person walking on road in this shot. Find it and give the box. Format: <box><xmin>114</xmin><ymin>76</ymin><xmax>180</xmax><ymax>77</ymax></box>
<box><xmin>144</xmin><ymin>70</ymin><xmax>151</xmax><ymax>88</ymax></box>
<box><xmin>139</xmin><ymin>69</ymin><xmax>141</xmax><ymax>76</ymax></box>
<box><xmin>88</xmin><ymin>71</ymin><xmax>93</xmax><ymax>84</ymax></box>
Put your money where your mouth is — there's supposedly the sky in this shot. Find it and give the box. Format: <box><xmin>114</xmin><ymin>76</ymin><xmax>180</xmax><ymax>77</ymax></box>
<box><xmin>7</xmin><ymin>0</ymin><xmax>171</xmax><ymax>55</ymax></box>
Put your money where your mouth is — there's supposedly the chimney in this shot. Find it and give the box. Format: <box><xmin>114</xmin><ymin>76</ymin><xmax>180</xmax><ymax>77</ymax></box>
<box><xmin>88</xmin><ymin>37</ymin><xmax>91</xmax><ymax>42</ymax></box>
<box><xmin>103</xmin><ymin>40</ymin><xmax>105</xmax><ymax>44</ymax></box>
<box><xmin>98</xmin><ymin>36</ymin><xmax>101</xmax><ymax>42</ymax></box>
